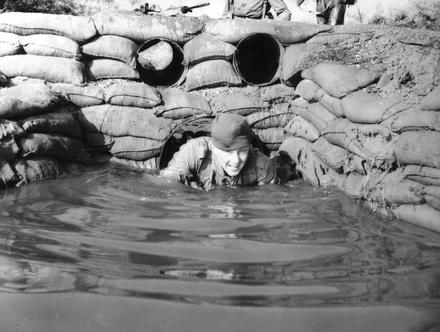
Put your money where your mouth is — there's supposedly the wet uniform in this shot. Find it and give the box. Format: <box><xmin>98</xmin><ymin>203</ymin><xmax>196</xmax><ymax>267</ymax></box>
<box><xmin>224</xmin><ymin>0</ymin><xmax>291</xmax><ymax>20</ymax></box>
<box><xmin>161</xmin><ymin>137</ymin><xmax>276</xmax><ymax>189</ymax></box>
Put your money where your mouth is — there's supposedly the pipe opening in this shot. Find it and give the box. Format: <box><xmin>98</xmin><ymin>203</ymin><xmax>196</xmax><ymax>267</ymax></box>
<box><xmin>136</xmin><ymin>38</ymin><xmax>186</xmax><ymax>87</ymax></box>
<box><xmin>233</xmin><ymin>33</ymin><xmax>283</xmax><ymax>86</ymax></box>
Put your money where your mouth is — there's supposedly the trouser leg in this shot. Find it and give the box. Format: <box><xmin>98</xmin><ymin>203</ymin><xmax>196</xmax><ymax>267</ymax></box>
<box><xmin>316</xmin><ymin>0</ymin><xmax>329</xmax><ymax>24</ymax></box>
<box><xmin>328</xmin><ymin>2</ymin><xmax>346</xmax><ymax>25</ymax></box>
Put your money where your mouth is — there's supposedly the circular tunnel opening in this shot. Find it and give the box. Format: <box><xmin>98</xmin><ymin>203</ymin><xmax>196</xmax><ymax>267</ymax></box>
<box><xmin>136</xmin><ymin>38</ymin><xmax>187</xmax><ymax>87</ymax></box>
<box><xmin>233</xmin><ymin>33</ymin><xmax>283</xmax><ymax>86</ymax></box>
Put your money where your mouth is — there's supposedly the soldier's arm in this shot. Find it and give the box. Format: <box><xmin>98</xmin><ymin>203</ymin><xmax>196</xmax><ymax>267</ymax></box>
<box><xmin>269</xmin><ymin>0</ymin><xmax>291</xmax><ymax>20</ymax></box>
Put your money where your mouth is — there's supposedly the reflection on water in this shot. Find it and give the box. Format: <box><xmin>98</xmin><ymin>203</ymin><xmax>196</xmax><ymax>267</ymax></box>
<box><xmin>0</xmin><ymin>164</ymin><xmax>440</xmax><ymax>323</ymax></box>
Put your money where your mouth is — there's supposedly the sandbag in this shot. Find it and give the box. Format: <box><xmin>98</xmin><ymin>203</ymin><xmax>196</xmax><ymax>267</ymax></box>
<box><xmin>86</xmin><ymin>59</ymin><xmax>140</xmax><ymax>81</ymax></box>
<box><xmin>315</xmin><ymin>89</ymin><xmax>344</xmax><ymax>117</ymax></box>
<box><xmin>19</xmin><ymin>107</ymin><xmax>82</xmax><ymax>139</ymax></box>
<box><xmin>81</xmin><ymin>35</ymin><xmax>138</xmax><ymax>68</ymax></box>
<box><xmin>205</xmin><ymin>19</ymin><xmax>332</xmax><ymax>45</ymax></box>
<box><xmin>210</xmin><ymin>93</ymin><xmax>263</xmax><ymax>116</ymax></box>
<box><xmin>137</xmin><ymin>41</ymin><xmax>173</xmax><ymax>71</ymax></box>
<box><xmin>343</xmin><ymin>154</ymin><xmax>366</xmax><ymax>175</ymax></box>
<box><xmin>50</xmin><ymin>83</ymin><xmax>105</xmax><ymax>107</ymax></box>
<box><xmin>334</xmin><ymin>173</ymin><xmax>368</xmax><ymax>199</ymax></box>
<box><xmin>281</xmin><ymin>43</ymin><xmax>310</xmax><ymax>84</ymax></box>
<box><xmin>110</xmin><ymin>136</ymin><xmax>163</xmax><ymax>161</ymax></box>
<box><xmin>254</xmin><ymin>127</ymin><xmax>284</xmax><ymax>150</ymax></box>
<box><xmin>0</xmin><ymin>55</ymin><xmax>85</xmax><ymax>84</ymax></box>
<box><xmin>83</xmin><ymin>132</ymin><xmax>114</xmax><ymax>153</ymax></box>
<box><xmin>381</xmin><ymin>109</ymin><xmax>440</xmax><ymax>132</ymax></box>
<box><xmin>110</xmin><ymin>156</ymin><xmax>158</xmax><ymax>170</ymax></box>
<box><xmin>391</xmin><ymin>204</ymin><xmax>440</xmax><ymax>233</ymax></box>
<box><xmin>19</xmin><ymin>34</ymin><xmax>81</xmax><ymax>59</ymax></box>
<box><xmin>0</xmin><ymin>119</ymin><xmax>24</xmax><ymax>140</ymax></box>
<box><xmin>0</xmin><ymin>83</ymin><xmax>61</xmax><ymax>120</ymax></box>
<box><xmin>284</xmin><ymin>115</ymin><xmax>320</xmax><ymax>142</ymax></box>
<box><xmin>246</xmin><ymin>104</ymin><xmax>293</xmax><ymax>129</ymax></box>
<box><xmin>302</xmin><ymin>62</ymin><xmax>379</xmax><ymax>98</ymax></box>
<box><xmin>296</xmin><ymin>103</ymin><xmax>336</xmax><ymax>134</ymax></box>
<box><xmin>0</xmin><ymin>12</ymin><xmax>97</xmax><ymax>43</ymax></box>
<box><xmin>183</xmin><ymin>33</ymin><xmax>236</xmax><ymax>65</ymax></box>
<box><xmin>399</xmin><ymin>165</ymin><xmax>440</xmax><ymax>186</ymax></box>
<box><xmin>394</xmin><ymin>131</ymin><xmax>440</xmax><ymax>168</ymax></box>
<box><xmin>155</xmin><ymin>88</ymin><xmax>211</xmax><ymax>119</ymax></box>
<box><xmin>420</xmin><ymin>86</ymin><xmax>440</xmax><ymax>111</ymax></box>
<box><xmin>0</xmin><ymin>136</ymin><xmax>19</xmax><ymax>161</ymax></box>
<box><xmin>0</xmin><ymin>31</ymin><xmax>22</xmax><ymax>56</ymax></box>
<box><xmin>184</xmin><ymin>60</ymin><xmax>242</xmax><ymax>91</ymax></box>
<box><xmin>312</xmin><ymin>137</ymin><xmax>348</xmax><ymax>172</ymax></box>
<box><xmin>295</xmin><ymin>79</ymin><xmax>320</xmax><ymax>102</ymax></box>
<box><xmin>258</xmin><ymin>84</ymin><xmax>297</xmax><ymax>104</ymax></box>
<box><xmin>92</xmin><ymin>10</ymin><xmax>204</xmax><ymax>43</ymax></box>
<box><xmin>78</xmin><ymin>105</ymin><xmax>174</xmax><ymax>141</ymax></box>
<box><xmin>0</xmin><ymin>161</ymin><xmax>19</xmax><ymax>188</ymax></box>
<box><xmin>342</xmin><ymin>91</ymin><xmax>411</xmax><ymax>124</ymax></box>
<box><xmin>104</xmin><ymin>81</ymin><xmax>161</xmax><ymax>108</ymax></box>
<box><xmin>18</xmin><ymin>133</ymin><xmax>89</xmax><ymax>163</ymax></box>
<box><xmin>425</xmin><ymin>186</ymin><xmax>440</xmax><ymax>211</ymax></box>
<box><xmin>12</xmin><ymin>157</ymin><xmax>63</xmax><ymax>186</ymax></box>
<box><xmin>324</xmin><ymin>118</ymin><xmax>397</xmax><ymax>168</ymax></box>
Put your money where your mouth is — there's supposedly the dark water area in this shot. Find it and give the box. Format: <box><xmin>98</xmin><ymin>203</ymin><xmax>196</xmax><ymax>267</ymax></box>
<box><xmin>0</xmin><ymin>164</ymin><xmax>439</xmax><ymax>332</ymax></box>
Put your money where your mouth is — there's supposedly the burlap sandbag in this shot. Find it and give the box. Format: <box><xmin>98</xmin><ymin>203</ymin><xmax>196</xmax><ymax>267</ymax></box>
<box><xmin>110</xmin><ymin>156</ymin><xmax>158</xmax><ymax>170</ymax></box>
<box><xmin>296</xmin><ymin>103</ymin><xmax>336</xmax><ymax>134</ymax></box>
<box><xmin>81</xmin><ymin>35</ymin><xmax>138</xmax><ymax>68</ymax></box>
<box><xmin>324</xmin><ymin>118</ymin><xmax>397</xmax><ymax>168</ymax></box>
<box><xmin>295</xmin><ymin>79</ymin><xmax>320</xmax><ymax>102</ymax></box>
<box><xmin>281</xmin><ymin>43</ymin><xmax>310</xmax><ymax>83</ymax></box>
<box><xmin>19</xmin><ymin>34</ymin><xmax>82</xmax><ymax>60</ymax></box>
<box><xmin>12</xmin><ymin>157</ymin><xmax>63</xmax><ymax>186</ymax></box>
<box><xmin>381</xmin><ymin>109</ymin><xmax>440</xmax><ymax>133</ymax></box>
<box><xmin>0</xmin><ymin>161</ymin><xmax>19</xmax><ymax>188</ymax></box>
<box><xmin>246</xmin><ymin>104</ymin><xmax>293</xmax><ymax>129</ymax></box>
<box><xmin>18</xmin><ymin>133</ymin><xmax>89</xmax><ymax>163</ymax></box>
<box><xmin>420</xmin><ymin>86</ymin><xmax>440</xmax><ymax>111</ymax></box>
<box><xmin>19</xmin><ymin>107</ymin><xmax>83</xmax><ymax>139</ymax></box>
<box><xmin>83</xmin><ymin>132</ymin><xmax>114</xmax><ymax>153</ymax></box>
<box><xmin>110</xmin><ymin>136</ymin><xmax>163</xmax><ymax>161</ymax></box>
<box><xmin>394</xmin><ymin>131</ymin><xmax>440</xmax><ymax>168</ymax></box>
<box><xmin>86</xmin><ymin>59</ymin><xmax>140</xmax><ymax>81</ymax></box>
<box><xmin>391</xmin><ymin>204</ymin><xmax>440</xmax><ymax>233</ymax></box>
<box><xmin>92</xmin><ymin>10</ymin><xmax>204</xmax><ymax>43</ymax></box>
<box><xmin>301</xmin><ymin>62</ymin><xmax>379</xmax><ymax>98</ymax></box>
<box><xmin>284</xmin><ymin>115</ymin><xmax>320</xmax><ymax>142</ymax></box>
<box><xmin>0</xmin><ymin>83</ymin><xmax>61</xmax><ymax>120</ymax></box>
<box><xmin>205</xmin><ymin>19</ymin><xmax>332</xmax><ymax>45</ymax></box>
<box><xmin>343</xmin><ymin>154</ymin><xmax>366</xmax><ymax>175</ymax></box>
<box><xmin>425</xmin><ymin>186</ymin><xmax>440</xmax><ymax>211</ymax></box>
<box><xmin>184</xmin><ymin>33</ymin><xmax>236</xmax><ymax>65</ymax></box>
<box><xmin>334</xmin><ymin>173</ymin><xmax>368</xmax><ymax>199</ymax></box>
<box><xmin>258</xmin><ymin>84</ymin><xmax>297</xmax><ymax>104</ymax></box>
<box><xmin>103</xmin><ymin>81</ymin><xmax>161</xmax><ymax>108</ymax></box>
<box><xmin>0</xmin><ymin>55</ymin><xmax>85</xmax><ymax>84</ymax></box>
<box><xmin>254</xmin><ymin>127</ymin><xmax>284</xmax><ymax>150</ymax></box>
<box><xmin>0</xmin><ymin>119</ymin><xmax>24</xmax><ymax>140</ymax></box>
<box><xmin>50</xmin><ymin>83</ymin><xmax>105</xmax><ymax>107</ymax></box>
<box><xmin>0</xmin><ymin>12</ymin><xmax>97</xmax><ymax>43</ymax></box>
<box><xmin>184</xmin><ymin>60</ymin><xmax>242</xmax><ymax>91</ymax></box>
<box><xmin>399</xmin><ymin>165</ymin><xmax>440</xmax><ymax>186</ymax></box>
<box><xmin>77</xmin><ymin>105</ymin><xmax>174</xmax><ymax>141</ymax></box>
<box><xmin>210</xmin><ymin>93</ymin><xmax>263</xmax><ymax>116</ymax></box>
<box><xmin>155</xmin><ymin>88</ymin><xmax>211</xmax><ymax>119</ymax></box>
<box><xmin>312</xmin><ymin>137</ymin><xmax>348</xmax><ymax>172</ymax></box>
<box><xmin>0</xmin><ymin>31</ymin><xmax>22</xmax><ymax>56</ymax></box>
<box><xmin>0</xmin><ymin>136</ymin><xmax>19</xmax><ymax>161</ymax></box>
<box><xmin>342</xmin><ymin>91</ymin><xmax>412</xmax><ymax>124</ymax></box>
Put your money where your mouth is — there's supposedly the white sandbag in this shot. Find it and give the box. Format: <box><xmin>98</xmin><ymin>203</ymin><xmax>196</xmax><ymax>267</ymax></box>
<box><xmin>0</xmin><ymin>12</ymin><xmax>97</xmax><ymax>43</ymax></box>
<box><xmin>425</xmin><ymin>186</ymin><xmax>440</xmax><ymax>210</ymax></box>
<box><xmin>312</xmin><ymin>137</ymin><xmax>348</xmax><ymax>172</ymax></box>
<box><xmin>110</xmin><ymin>156</ymin><xmax>158</xmax><ymax>170</ymax></box>
<box><xmin>246</xmin><ymin>104</ymin><xmax>293</xmax><ymax>129</ymax></box>
<box><xmin>284</xmin><ymin>115</ymin><xmax>320</xmax><ymax>142</ymax></box>
<box><xmin>137</xmin><ymin>41</ymin><xmax>173</xmax><ymax>71</ymax></box>
<box><xmin>19</xmin><ymin>34</ymin><xmax>82</xmax><ymax>59</ymax></box>
<box><xmin>391</xmin><ymin>204</ymin><xmax>440</xmax><ymax>233</ymax></box>
<box><xmin>334</xmin><ymin>173</ymin><xmax>368</xmax><ymax>199</ymax></box>
<box><xmin>0</xmin><ymin>83</ymin><xmax>61</xmax><ymax>119</ymax></box>
<box><xmin>0</xmin><ymin>31</ymin><xmax>22</xmax><ymax>56</ymax></box>
<box><xmin>394</xmin><ymin>131</ymin><xmax>440</xmax><ymax>168</ymax></box>
<box><xmin>78</xmin><ymin>105</ymin><xmax>174</xmax><ymax>141</ymax></box>
<box><xmin>254</xmin><ymin>127</ymin><xmax>284</xmax><ymax>150</ymax></box>
<box><xmin>110</xmin><ymin>136</ymin><xmax>163</xmax><ymax>161</ymax></box>
<box><xmin>399</xmin><ymin>165</ymin><xmax>440</xmax><ymax>186</ymax></box>
<box><xmin>13</xmin><ymin>157</ymin><xmax>63</xmax><ymax>186</ymax></box>
<box><xmin>104</xmin><ymin>81</ymin><xmax>161</xmax><ymax>108</ymax></box>
<box><xmin>205</xmin><ymin>19</ymin><xmax>332</xmax><ymax>45</ymax></box>
<box><xmin>184</xmin><ymin>33</ymin><xmax>236</xmax><ymax>65</ymax></box>
<box><xmin>298</xmin><ymin>103</ymin><xmax>336</xmax><ymax>134</ymax></box>
<box><xmin>342</xmin><ymin>91</ymin><xmax>412</xmax><ymax>124</ymax></box>
<box><xmin>420</xmin><ymin>86</ymin><xmax>440</xmax><ymax>111</ymax></box>
<box><xmin>50</xmin><ymin>83</ymin><xmax>105</xmax><ymax>107</ymax></box>
<box><xmin>0</xmin><ymin>55</ymin><xmax>85</xmax><ymax>84</ymax></box>
<box><xmin>184</xmin><ymin>60</ymin><xmax>242</xmax><ymax>91</ymax></box>
<box><xmin>92</xmin><ymin>10</ymin><xmax>204</xmax><ymax>43</ymax></box>
<box><xmin>210</xmin><ymin>93</ymin><xmax>263</xmax><ymax>116</ymax></box>
<box><xmin>281</xmin><ymin>43</ymin><xmax>309</xmax><ymax>83</ymax></box>
<box><xmin>81</xmin><ymin>35</ymin><xmax>138</xmax><ymax>68</ymax></box>
<box><xmin>295</xmin><ymin>79</ymin><xmax>320</xmax><ymax>102</ymax></box>
<box><xmin>258</xmin><ymin>84</ymin><xmax>297</xmax><ymax>103</ymax></box>
<box><xmin>381</xmin><ymin>108</ymin><xmax>440</xmax><ymax>132</ymax></box>
<box><xmin>155</xmin><ymin>88</ymin><xmax>211</xmax><ymax>119</ymax></box>
<box><xmin>302</xmin><ymin>62</ymin><xmax>379</xmax><ymax>98</ymax></box>
<box><xmin>86</xmin><ymin>59</ymin><xmax>140</xmax><ymax>81</ymax></box>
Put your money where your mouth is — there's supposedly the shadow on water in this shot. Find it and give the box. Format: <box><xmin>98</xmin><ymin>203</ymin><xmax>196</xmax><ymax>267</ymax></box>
<box><xmin>0</xmin><ymin>164</ymin><xmax>439</xmax><ymax>331</ymax></box>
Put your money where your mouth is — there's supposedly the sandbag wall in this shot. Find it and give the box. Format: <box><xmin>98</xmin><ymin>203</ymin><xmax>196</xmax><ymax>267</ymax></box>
<box><xmin>279</xmin><ymin>63</ymin><xmax>440</xmax><ymax>232</ymax></box>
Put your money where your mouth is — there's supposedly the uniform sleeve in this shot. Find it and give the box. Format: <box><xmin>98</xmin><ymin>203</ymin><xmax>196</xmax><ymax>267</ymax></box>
<box><xmin>254</xmin><ymin>150</ymin><xmax>277</xmax><ymax>185</ymax></box>
<box><xmin>268</xmin><ymin>0</ymin><xmax>291</xmax><ymax>18</ymax></box>
<box><xmin>160</xmin><ymin>138</ymin><xmax>206</xmax><ymax>183</ymax></box>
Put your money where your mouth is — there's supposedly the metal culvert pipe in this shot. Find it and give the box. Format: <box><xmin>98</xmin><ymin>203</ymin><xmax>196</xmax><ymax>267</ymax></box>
<box><xmin>233</xmin><ymin>33</ymin><xmax>283</xmax><ymax>86</ymax></box>
<box><xmin>136</xmin><ymin>38</ymin><xmax>187</xmax><ymax>87</ymax></box>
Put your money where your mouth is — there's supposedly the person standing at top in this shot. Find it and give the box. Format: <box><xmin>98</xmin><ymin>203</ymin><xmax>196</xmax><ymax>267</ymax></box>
<box><xmin>297</xmin><ymin>0</ymin><xmax>348</xmax><ymax>25</ymax></box>
<box><xmin>223</xmin><ymin>0</ymin><xmax>292</xmax><ymax>20</ymax></box>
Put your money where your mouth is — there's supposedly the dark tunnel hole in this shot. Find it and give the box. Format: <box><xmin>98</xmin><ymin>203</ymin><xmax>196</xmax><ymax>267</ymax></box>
<box><xmin>136</xmin><ymin>38</ymin><xmax>186</xmax><ymax>87</ymax></box>
<box><xmin>233</xmin><ymin>33</ymin><xmax>282</xmax><ymax>86</ymax></box>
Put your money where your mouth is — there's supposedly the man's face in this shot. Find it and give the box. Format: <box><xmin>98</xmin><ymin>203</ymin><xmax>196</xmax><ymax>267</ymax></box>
<box><xmin>212</xmin><ymin>144</ymin><xmax>250</xmax><ymax>177</ymax></box>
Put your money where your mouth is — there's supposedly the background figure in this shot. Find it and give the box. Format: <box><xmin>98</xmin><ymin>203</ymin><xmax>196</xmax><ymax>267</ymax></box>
<box><xmin>316</xmin><ymin>0</ymin><xmax>346</xmax><ymax>25</ymax></box>
<box><xmin>223</xmin><ymin>0</ymin><xmax>291</xmax><ymax>20</ymax></box>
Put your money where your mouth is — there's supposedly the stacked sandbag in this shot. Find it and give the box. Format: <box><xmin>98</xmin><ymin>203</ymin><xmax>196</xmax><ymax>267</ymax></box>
<box><xmin>0</xmin><ymin>83</ymin><xmax>90</xmax><ymax>187</ymax></box>
<box><xmin>155</xmin><ymin>88</ymin><xmax>211</xmax><ymax>119</ymax></box>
